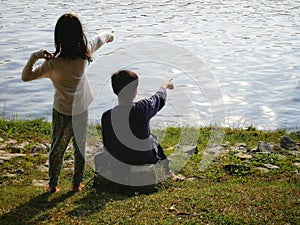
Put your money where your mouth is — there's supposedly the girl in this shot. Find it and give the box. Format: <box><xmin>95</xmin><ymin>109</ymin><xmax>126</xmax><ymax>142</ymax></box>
<box><xmin>22</xmin><ymin>13</ymin><xmax>114</xmax><ymax>193</ymax></box>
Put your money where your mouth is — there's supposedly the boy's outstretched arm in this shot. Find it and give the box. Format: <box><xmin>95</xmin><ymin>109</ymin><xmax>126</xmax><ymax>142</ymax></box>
<box><xmin>136</xmin><ymin>79</ymin><xmax>174</xmax><ymax>120</ymax></box>
<box><xmin>161</xmin><ymin>79</ymin><xmax>174</xmax><ymax>90</ymax></box>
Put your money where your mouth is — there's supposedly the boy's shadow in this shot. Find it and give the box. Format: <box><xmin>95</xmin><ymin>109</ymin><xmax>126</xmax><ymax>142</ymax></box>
<box><xmin>0</xmin><ymin>191</ymin><xmax>75</xmax><ymax>225</ymax></box>
<box><xmin>1</xmin><ymin>180</ymin><xmax>161</xmax><ymax>224</ymax></box>
<box><xmin>67</xmin><ymin>180</ymin><xmax>160</xmax><ymax>218</ymax></box>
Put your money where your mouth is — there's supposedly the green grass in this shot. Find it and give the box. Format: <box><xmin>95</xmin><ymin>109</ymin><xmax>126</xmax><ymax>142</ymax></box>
<box><xmin>0</xmin><ymin>119</ymin><xmax>299</xmax><ymax>224</ymax></box>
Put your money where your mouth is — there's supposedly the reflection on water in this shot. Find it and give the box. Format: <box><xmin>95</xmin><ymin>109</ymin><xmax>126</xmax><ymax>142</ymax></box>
<box><xmin>0</xmin><ymin>0</ymin><xmax>299</xmax><ymax>130</ymax></box>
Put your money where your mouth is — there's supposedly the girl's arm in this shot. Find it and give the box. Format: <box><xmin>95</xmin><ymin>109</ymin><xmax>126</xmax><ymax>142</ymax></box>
<box><xmin>22</xmin><ymin>50</ymin><xmax>51</xmax><ymax>82</ymax></box>
<box><xmin>88</xmin><ymin>32</ymin><xmax>114</xmax><ymax>54</ymax></box>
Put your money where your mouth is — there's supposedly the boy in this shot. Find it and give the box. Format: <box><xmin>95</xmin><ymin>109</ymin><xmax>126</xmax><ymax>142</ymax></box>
<box><xmin>101</xmin><ymin>70</ymin><xmax>180</xmax><ymax>180</ymax></box>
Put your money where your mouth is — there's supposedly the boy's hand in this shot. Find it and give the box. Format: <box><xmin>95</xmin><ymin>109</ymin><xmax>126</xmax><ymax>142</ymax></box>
<box><xmin>161</xmin><ymin>79</ymin><xmax>174</xmax><ymax>90</ymax></box>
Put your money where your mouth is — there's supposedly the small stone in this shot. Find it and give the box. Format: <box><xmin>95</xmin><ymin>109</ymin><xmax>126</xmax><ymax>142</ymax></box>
<box><xmin>276</xmin><ymin>154</ymin><xmax>287</xmax><ymax>160</ymax></box>
<box><xmin>235</xmin><ymin>152</ymin><xmax>253</xmax><ymax>160</ymax></box>
<box><xmin>186</xmin><ymin>177</ymin><xmax>196</xmax><ymax>182</ymax></box>
<box><xmin>180</xmin><ymin>146</ymin><xmax>198</xmax><ymax>155</ymax></box>
<box><xmin>289</xmin><ymin>151</ymin><xmax>300</xmax><ymax>156</ymax></box>
<box><xmin>4</xmin><ymin>173</ymin><xmax>18</xmax><ymax>178</ymax></box>
<box><xmin>0</xmin><ymin>137</ymin><xmax>3</xmax><ymax>142</ymax></box>
<box><xmin>32</xmin><ymin>179</ymin><xmax>48</xmax><ymax>187</ymax></box>
<box><xmin>37</xmin><ymin>165</ymin><xmax>48</xmax><ymax>173</ymax></box>
<box><xmin>4</xmin><ymin>139</ymin><xmax>17</xmax><ymax>145</ymax></box>
<box><xmin>255</xmin><ymin>167</ymin><xmax>269</xmax><ymax>173</ymax></box>
<box><xmin>221</xmin><ymin>141</ymin><xmax>230</xmax><ymax>147</ymax></box>
<box><xmin>236</xmin><ymin>143</ymin><xmax>247</xmax><ymax>147</ymax></box>
<box><xmin>11</xmin><ymin>142</ymin><xmax>29</xmax><ymax>152</ymax></box>
<box><xmin>205</xmin><ymin>145</ymin><xmax>224</xmax><ymax>156</ymax></box>
<box><xmin>256</xmin><ymin>141</ymin><xmax>272</xmax><ymax>153</ymax></box>
<box><xmin>0</xmin><ymin>153</ymin><xmax>26</xmax><ymax>161</ymax></box>
<box><xmin>263</xmin><ymin>163</ymin><xmax>280</xmax><ymax>170</ymax></box>
<box><xmin>0</xmin><ymin>156</ymin><xmax>12</xmax><ymax>161</ymax></box>
<box><xmin>293</xmin><ymin>163</ymin><xmax>300</xmax><ymax>168</ymax></box>
<box><xmin>33</xmin><ymin>143</ymin><xmax>47</xmax><ymax>152</ymax></box>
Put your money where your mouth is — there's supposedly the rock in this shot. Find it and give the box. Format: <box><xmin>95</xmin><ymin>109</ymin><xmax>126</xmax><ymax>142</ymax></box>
<box><xmin>255</xmin><ymin>141</ymin><xmax>272</xmax><ymax>153</ymax></box>
<box><xmin>0</xmin><ymin>153</ymin><xmax>26</xmax><ymax>161</ymax></box>
<box><xmin>4</xmin><ymin>169</ymin><xmax>24</xmax><ymax>178</ymax></box>
<box><xmin>234</xmin><ymin>143</ymin><xmax>248</xmax><ymax>152</ymax></box>
<box><xmin>280</xmin><ymin>135</ymin><xmax>298</xmax><ymax>149</ymax></box>
<box><xmin>221</xmin><ymin>141</ymin><xmax>231</xmax><ymax>147</ymax></box>
<box><xmin>186</xmin><ymin>177</ymin><xmax>196</xmax><ymax>182</ymax></box>
<box><xmin>205</xmin><ymin>144</ymin><xmax>225</xmax><ymax>156</ymax></box>
<box><xmin>11</xmin><ymin>142</ymin><xmax>29</xmax><ymax>153</ymax></box>
<box><xmin>37</xmin><ymin>165</ymin><xmax>48</xmax><ymax>173</ymax></box>
<box><xmin>263</xmin><ymin>163</ymin><xmax>280</xmax><ymax>170</ymax></box>
<box><xmin>253</xmin><ymin>141</ymin><xmax>281</xmax><ymax>154</ymax></box>
<box><xmin>0</xmin><ymin>156</ymin><xmax>12</xmax><ymax>161</ymax></box>
<box><xmin>33</xmin><ymin>143</ymin><xmax>48</xmax><ymax>152</ymax></box>
<box><xmin>235</xmin><ymin>152</ymin><xmax>253</xmax><ymax>160</ymax></box>
<box><xmin>32</xmin><ymin>179</ymin><xmax>48</xmax><ymax>187</ymax></box>
<box><xmin>64</xmin><ymin>159</ymin><xmax>74</xmax><ymax>166</ymax></box>
<box><xmin>87</xmin><ymin>141</ymin><xmax>103</xmax><ymax>155</ymax></box>
<box><xmin>4</xmin><ymin>173</ymin><xmax>18</xmax><ymax>178</ymax></box>
<box><xmin>178</xmin><ymin>145</ymin><xmax>198</xmax><ymax>155</ymax></box>
<box><xmin>255</xmin><ymin>167</ymin><xmax>269</xmax><ymax>173</ymax></box>
<box><xmin>276</xmin><ymin>154</ymin><xmax>287</xmax><ymax>160</ymax></box>
<box><xmin>293</xmin><ymin>163</ymin><xmax>300</xmax><ymax>168</ymax></box>
<box><xmin>0</xmin><ymin>137</ymin><xmax>3</xmax><ymax>142</ymax></box>
<box><xmin>289</xmin><ymin>151</ymin><xmax>300</xmax><ymax>156</ymax></box>
<box><xmin>4</xmin><ymin>139</ymin><xmax>17</xmax><ymax>145</ymax></box>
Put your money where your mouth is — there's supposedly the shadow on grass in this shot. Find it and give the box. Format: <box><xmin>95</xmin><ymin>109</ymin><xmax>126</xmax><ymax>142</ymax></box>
<box><xmin>66</xmin><ymin>181</ymin><xmax>160</xmax><ymax>219</ymax></box>
<box><xmin>0</xmin><ymin>191</ymin><xmax>76</xmax><ymax>225</ymax></box>
<box><xmin>0</xmin><ymin>186</ymin><xmax>137</xmax><ymax>225</ymax></box>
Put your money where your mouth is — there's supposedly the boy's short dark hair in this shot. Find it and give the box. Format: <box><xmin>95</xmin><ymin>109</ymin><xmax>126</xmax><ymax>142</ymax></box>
<box><xmin>111</xmin><ymin>70</ymin><xmax>139</xmax><ymax>99</ymax></box>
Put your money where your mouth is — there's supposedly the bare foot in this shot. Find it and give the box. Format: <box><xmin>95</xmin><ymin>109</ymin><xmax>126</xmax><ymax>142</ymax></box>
<box><xmin>170</xmin><ymin>172</ymin><xmax>186</xmax><ymax>181</ymax></box>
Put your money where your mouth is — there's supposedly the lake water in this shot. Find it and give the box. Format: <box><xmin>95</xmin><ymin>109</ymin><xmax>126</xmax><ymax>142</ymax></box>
<box><xmin>0</xmin><ymin>0</ymin><xmax>299</xmax><ymax>130</ymax></box>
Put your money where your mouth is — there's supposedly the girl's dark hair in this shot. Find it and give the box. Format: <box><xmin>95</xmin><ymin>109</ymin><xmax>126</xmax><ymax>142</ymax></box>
<box><xmin>53</xmin><ymin>13</ymin><xmax>92</xmax><ymax>62</ymax></box>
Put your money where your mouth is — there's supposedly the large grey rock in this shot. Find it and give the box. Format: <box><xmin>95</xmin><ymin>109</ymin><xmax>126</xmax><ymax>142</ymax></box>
<box><xmin>253</xmin><ymin>141</ymin><xmax>281</xmax><ymax>154</ymax></box>
<box><xmin>280</xmin><ymin>135</ymin><xmax>298</xmax><ymax>149</ymax></box>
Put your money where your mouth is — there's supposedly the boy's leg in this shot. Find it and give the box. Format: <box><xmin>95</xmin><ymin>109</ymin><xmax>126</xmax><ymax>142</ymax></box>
<box><xmin>48</xmin><ymin>109</ymin><xmax>73</xmax><ymax>188</ymax></box>
<box><xmin>71</xmin><ymin>111</ymin><xmax>88</xmax><ymax>187</ymax></box>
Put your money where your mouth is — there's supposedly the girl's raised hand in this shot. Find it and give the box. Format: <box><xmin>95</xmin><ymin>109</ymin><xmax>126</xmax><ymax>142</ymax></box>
<box><xmin>107</xmin><ymin>35</ymin><xmax>114</xmax><ymax>43</ymax></box>
<box><xmin>43</xmin><ymin>50</ymin><xmax>53</xmax><ymax>60</ymax></box>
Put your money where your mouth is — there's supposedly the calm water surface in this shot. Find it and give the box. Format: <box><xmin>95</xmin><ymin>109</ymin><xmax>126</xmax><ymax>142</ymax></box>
<box><xmin>0</xmin><ymin>0</ymin><xmax>299</xmax><ymax>130</ymax></box>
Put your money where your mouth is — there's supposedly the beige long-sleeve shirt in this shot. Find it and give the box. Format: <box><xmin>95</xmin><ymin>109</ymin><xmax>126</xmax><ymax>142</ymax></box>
<box><xmin>22</xmin><ymin>32</ymin><xmax>113</xmax><ymax>116</ymax></box>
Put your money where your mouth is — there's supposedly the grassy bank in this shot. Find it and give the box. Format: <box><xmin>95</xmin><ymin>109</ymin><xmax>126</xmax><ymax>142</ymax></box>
<box><xmin>0</xmin><ymin>118</ymin><xmax>299</xmax><ymax>224</ymax></box>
